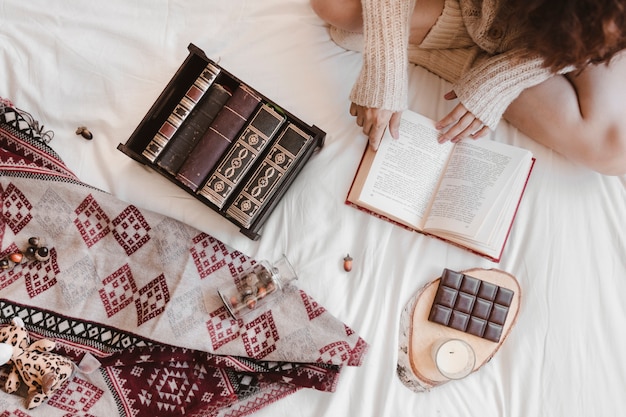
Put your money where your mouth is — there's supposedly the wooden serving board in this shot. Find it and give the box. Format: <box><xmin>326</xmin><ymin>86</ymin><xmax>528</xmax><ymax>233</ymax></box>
<box><xmin>408</xmin><ymin>268</ymin><xmax>521</xmax><ymax>387</ymax></box>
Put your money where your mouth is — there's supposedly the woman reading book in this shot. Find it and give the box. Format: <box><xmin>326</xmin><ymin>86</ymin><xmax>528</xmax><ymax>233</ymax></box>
<box><xmin>310</xmin><ymin>0</ymin><xmax>626</xmax><ymax>176</ymax></box>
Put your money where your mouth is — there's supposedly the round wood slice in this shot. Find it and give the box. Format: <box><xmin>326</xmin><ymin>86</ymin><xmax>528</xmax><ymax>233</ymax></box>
<box><xmin>408</xmin><ymin>268</ymin><xmax>521</xmax><ymax>388</ymax></box>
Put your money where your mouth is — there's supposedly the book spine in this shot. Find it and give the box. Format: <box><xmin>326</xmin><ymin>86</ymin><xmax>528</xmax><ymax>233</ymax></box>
<box><xmin>175</xmin><ymin>84</ymin><xmax>261</xmax><ymax>191</ymax></box>
<box><xmin>225</xmin><ymin>123</ymin><xmax>313</xmax><ymax>228</ymax></box>
<box><xmin>198</xmin><ymin>103</ymin><xmax>286</xmax><ymax>208</ymax></box>
<box><xmin>142</xmin><ymin>63</ymin><xmax>221</xmax><ymax>162</ymax></box>
<box><xmin>156</xmin><ymin>83</ymin><xmax>232</xmax><ymax>175</ymax></box>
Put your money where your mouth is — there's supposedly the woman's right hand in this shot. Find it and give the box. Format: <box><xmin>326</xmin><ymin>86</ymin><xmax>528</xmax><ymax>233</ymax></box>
<box><xmin>350</xmin><ymin>102</ymin><xmax>403</xmax><ymax>151</ymax></box>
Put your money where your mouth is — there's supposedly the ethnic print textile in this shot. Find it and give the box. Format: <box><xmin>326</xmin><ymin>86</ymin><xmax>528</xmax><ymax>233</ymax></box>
<box><xmin>0</xmin><ymin>100</ymin><xmax>367</xmax><ymax>416</ymax></box>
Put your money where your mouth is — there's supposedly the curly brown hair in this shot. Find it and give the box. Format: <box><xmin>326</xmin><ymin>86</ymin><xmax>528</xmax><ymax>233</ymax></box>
<box><xmin>509</xmin><ymin>0</ymin><xmax>626</xmax><ymax>71</ymax></box>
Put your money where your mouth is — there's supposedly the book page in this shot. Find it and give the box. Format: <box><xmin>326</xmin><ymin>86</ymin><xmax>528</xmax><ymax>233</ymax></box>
<box><xmin>351</xmin><ymin>111</ymin><xmax>453</xmax><ymax>229</ymax></box>
<box><xmin>423</xmin><ymin>139</ymin><xmax>532</xmax><ymax>240</ymax></box>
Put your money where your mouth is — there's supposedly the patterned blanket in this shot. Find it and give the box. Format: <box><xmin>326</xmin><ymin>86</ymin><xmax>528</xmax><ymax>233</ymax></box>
<box><xmin>0</xmin><ymin>99</ymin><xmax>367</xmax><ymax>416</ymax></box>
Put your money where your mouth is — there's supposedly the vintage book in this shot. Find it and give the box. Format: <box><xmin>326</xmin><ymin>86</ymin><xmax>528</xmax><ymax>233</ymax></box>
<box><xmin>142</xmin><ymin>62</ymin><xmax>220</xmax><ymax>162</ymax></box>
<box><xmin>156</xmin><ymin>83</ymin><xmax>232</xmax><ymax>175</ymax></box>
<box><xmin>199</xmin><ymin>103</ymin><xmax>287</xmax><ymax>208</ymax></box>
<box><xmin>226</xmin><ymin>123</ymin><xmax>313</xmax><ymax>228</ymax></box>
<box><xmin>118</xmin><ymin>44</ymin><xmax>327</xmax><ymax>240</ymax></box>
<box><xmin>176</xmin><ymin>84</ymin><xmax>262</xmax><ymax>191</ymax></box>
<box><xmin>346</xmin><ymin>110</ymin><xmax>534</xmax><ymax>262</ymax></box>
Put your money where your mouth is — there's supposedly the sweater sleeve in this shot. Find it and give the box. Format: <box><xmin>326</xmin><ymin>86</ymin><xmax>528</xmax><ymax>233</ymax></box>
<box><xmin>349</xmin><ymin>0</ymin><xmax>415</xmax><ymax>111</ymax></box>
<box><xmin>452</xmin><ymin>49</ymin><xmax>557</xmax><ymax>130</ymax></box>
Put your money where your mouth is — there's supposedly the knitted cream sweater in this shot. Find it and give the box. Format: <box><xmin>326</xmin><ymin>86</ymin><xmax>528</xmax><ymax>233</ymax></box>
<box><xmin>350</xmin><ymin>0</ymin><xmax>417</xmax><ymax>112</ymax></box>
<box><xmin>344</xmin><ymin>0</ymin><xmax>561</xmax><ymax>130</ymax></box>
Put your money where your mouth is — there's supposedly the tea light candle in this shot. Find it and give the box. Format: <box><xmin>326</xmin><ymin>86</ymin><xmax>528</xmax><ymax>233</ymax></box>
<box><xmin>433</xmin><ymin>339</ymin><xmax>475</xmax><ymax>379</ymax></box>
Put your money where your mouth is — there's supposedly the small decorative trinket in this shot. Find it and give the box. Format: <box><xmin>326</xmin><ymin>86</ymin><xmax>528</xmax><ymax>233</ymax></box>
<box><xmin>218</xmin><ymin>255</ymin><xmax>297</xmax><ymax>319</ymax></box>
<box><xmin>35</xmin><ymin>247</ymin><xmax>50</xmax><ymax>262</ymax></box>
<box><xmin>8</xmin><ymin>252</ymin><xmax>23</xmax><ymax>263</ymax></box>
<box><xmin>76</xmin><ymin>126</ymin><xmax>93</xmax><ymax>140</ymax></box>
<box><xmin>0</xmin><ymin>237</ymin><xmax>52</xmax><ymax>271</ymax></box>
<box><xmin>343</xmin><ymin>254</ymin><xmax>353</xmax><ymax>272</ymax></box>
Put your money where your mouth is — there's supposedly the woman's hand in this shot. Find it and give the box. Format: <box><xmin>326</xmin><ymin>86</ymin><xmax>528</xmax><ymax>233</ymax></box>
<box><xmin>350</xmin><ymin>102</ymin><xmax>403</xmax><ymax>150</ymax></box>
<box><xmin>436</xmin><ymin>91</ymin><xmax>490</xmax><ymax>143</ymax></box>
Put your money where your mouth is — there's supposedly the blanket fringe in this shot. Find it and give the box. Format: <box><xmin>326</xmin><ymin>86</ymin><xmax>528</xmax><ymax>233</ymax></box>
<box><xmin>0</xmin><ymin>98</ymin><xmax>54</xmax><ymax>144</ymax></box>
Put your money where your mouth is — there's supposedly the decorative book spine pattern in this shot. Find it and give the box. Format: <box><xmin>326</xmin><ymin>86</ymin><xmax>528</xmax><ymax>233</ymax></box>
<box><xmin>175</xmin><ymin>84</ymin><xmax>262</xmax><ymax>192</ymax></box>
<box><xmin>199</xmin><ymin>104</ymin><xmax>286</xmax><ymax>208</ymax></box>
<box><xmin>225</xmin><ymin>123</ymin><xmax>313</xmax><ymax>228</ymax></box>
<box><xmin>142</xmin><ymin>63</ymin><xmax>221</xmax><ymax>162</ymax></box>
<box><xmin>156</xmin><ymin>83</ymin><xmax>232</xmax><ymax>175</ymax></box>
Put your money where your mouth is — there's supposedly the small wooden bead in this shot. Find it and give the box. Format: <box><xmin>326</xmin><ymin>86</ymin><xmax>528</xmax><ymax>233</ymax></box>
<box><xmin>0</xmin><ymin>259</ymin><xmax>10</xmax><ymax>269</ymax></box>
<box><xmin>8</xmin><ymin>252</ymin><xmax>23</xmax><ymax>263</ymax></box>
<box><xmin>28</xmin><ymin>237</ymin><xmax>41</xmax><ymax>247</ymax></box>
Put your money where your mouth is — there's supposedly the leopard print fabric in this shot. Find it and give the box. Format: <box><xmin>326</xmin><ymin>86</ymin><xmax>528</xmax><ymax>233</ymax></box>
<box><xmin>0</xmin><ymin>319</ymin><xmax>75</xmax><ymax>409</ymax></box>
<box><xmin>0</xmin><ymin>321</ymin><xmax>31</xmax><ymax>352</ymax></box>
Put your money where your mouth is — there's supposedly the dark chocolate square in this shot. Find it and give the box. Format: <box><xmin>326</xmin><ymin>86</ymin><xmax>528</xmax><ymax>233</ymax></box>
<box><xmin>489</xmin><ymin>304</ymin><xmax>509</xmax><ymax>325</ymax></box>
<box><xmin>454</xmin><ymin>292</ymin><xmax>476</xmax><ymax>314</ymax></box>
<box><xmin>428</xmin><ymin>304</ymin><xmax>452</xmax><ymax>325</ymax></box>
<box><xmin>484</xmin><ymin>322</ymin><xmax>504</xmax><ymax>342</ymax></box>
<box><xmin>449</xmin><ymin>310</ymin><xmax>470</xmax><ymax>332</ymax></box>
<box><xmin>441</xmin><ymin>269</ymin><xmax>463</xmax><ymax>289</ymax></box>
<box><xmin>472</xmin><ymin>298</ymin><xmax>493</xmax><ymax>320</ymax></box>
<box><xmin>495</xmin><ymin>287</ymin><xmax>514</xmax><ymax>306</ymax></box>
<box><xmin>467</xmin><ymin>317</ymin><xmax>487</xmax><ymax>337</ymax></box>
<box><xmin>460</xmin><ymin>275</ymin><xmax>481</xmax><ymax>295</ymax></box>
<box><xmin>436</xmin><ymin>286</ymin><xmax>458</xmax><ymax>308</ymax></box>
<box><xmin>477</xmin><ymin>281</ymin><xmax>498</xmax><ymax>300</ymax></box>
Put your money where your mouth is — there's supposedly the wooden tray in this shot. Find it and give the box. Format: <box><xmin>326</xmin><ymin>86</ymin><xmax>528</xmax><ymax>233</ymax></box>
<box><xmin>401</xmin><ymin>268</ymin><xmax>521</xmax><ymax>390</ymax></box>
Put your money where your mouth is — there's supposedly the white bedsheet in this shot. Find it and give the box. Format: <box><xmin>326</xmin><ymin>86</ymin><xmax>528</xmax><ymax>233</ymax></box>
<box><xmin>2</xmin><ymin>1</ymin><xmax>625</xmax><ymax>416</ymax></box>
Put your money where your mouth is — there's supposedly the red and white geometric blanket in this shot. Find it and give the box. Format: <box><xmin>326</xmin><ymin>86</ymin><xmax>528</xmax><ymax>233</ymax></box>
<box><xmin>0</xmin><ymin>98</ymin><xmax>368</xmax><ymax>416</ymax></box>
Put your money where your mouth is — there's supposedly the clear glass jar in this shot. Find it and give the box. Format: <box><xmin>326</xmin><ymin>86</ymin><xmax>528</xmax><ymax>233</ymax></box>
<box><xmin>218</xmin><ymin>255</ymin><xmax>297</xmax><ymax>319</ymax></box>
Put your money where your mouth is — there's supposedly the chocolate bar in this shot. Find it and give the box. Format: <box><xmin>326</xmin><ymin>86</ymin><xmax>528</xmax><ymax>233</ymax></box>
<box><xmin>156</xmin><ymin>83</ymin><xmax>232</xmax><ymax>175</ymax></box>
<box><xmin>198</xmin><ymin>103</ymin><xmax>286</xmax><ymax>208</ymax></box>
<box><xmin>225</xmin><ymin>123</ymin><xmax>313</xmax><ymax>228</ymax></box>
<box><xmin>142</xmin><ymin>63</ymin><xmax>220</xmax><ymax>162</ymax></box>
<box><xmin>428</xmin><ymin>269</ymin><xmax>514</xmax><ymax>342</ymax></box>
<box><xmin>176</xmin><ymin>84</ymin><xmax>262</xmax><ymax>191</ymax></box>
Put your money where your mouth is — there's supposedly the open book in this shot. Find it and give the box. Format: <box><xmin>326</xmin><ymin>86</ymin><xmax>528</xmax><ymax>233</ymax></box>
<box><xmin>346</xmin><ymin>110</ymin><xmax>534</xmax><ymax>262</ymax></box>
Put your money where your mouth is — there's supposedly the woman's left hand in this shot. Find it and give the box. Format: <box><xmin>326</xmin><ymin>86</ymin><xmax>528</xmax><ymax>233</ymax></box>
<box><xmin>436</xmin><ymin>91</ymin><xmax>490</xmax><ymax>143</ymax></box>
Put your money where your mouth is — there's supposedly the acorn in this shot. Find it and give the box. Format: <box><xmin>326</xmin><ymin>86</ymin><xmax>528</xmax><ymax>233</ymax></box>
<box><xmin>343</xmin><ymin>254</ymin><xmax>353</xmax><ymax>272</ymax></box>
<box><xmin>76</xmin><ymin>126</ymin><xmax>93</xmax><ymax>140</ymax></box>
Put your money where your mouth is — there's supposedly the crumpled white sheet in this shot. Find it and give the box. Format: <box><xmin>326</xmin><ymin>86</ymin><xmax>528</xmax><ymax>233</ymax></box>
<box><xmin>1</xmin><ymin>1</ymin><xmax>625</xmax><ymax>416</ymax></box>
